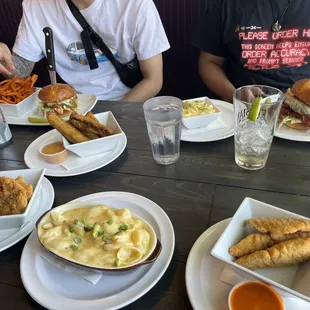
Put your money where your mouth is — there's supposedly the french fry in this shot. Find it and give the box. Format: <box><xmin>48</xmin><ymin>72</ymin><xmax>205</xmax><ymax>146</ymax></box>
<box><xmin>0</xmin><ymin>74</ymin><xmax>38</xmax><ymax>104</ymax></box>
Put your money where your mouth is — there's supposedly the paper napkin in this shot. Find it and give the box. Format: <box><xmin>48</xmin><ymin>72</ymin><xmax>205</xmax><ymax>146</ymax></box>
<box><xmin>60</xmin><ymin>152</ymin><xmax>104</xmax><ymax>171</ymax></box>
<box><xmin>219</xmin><ymin>264</ymin><xmax>310</xmax><ymax>308</ymax></box>
<box><xmin>59</xmin><ymin>141</ymin><xmax>119</xmax><ymax>171</ymax></box>
<box><xmin>36</xmin><ymin>245</ymin><xmax>102</xmax><ymax>285</ymax></box>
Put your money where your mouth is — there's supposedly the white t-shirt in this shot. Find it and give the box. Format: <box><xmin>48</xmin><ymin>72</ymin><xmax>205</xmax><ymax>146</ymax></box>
<box><xmin>13</xmin><ymin>0</ymin><xmax>170</xmax><ymax>100</ymax></box>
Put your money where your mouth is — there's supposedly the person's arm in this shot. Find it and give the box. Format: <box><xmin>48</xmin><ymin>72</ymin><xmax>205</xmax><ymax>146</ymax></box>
<box><xmin>199</xmin><ymin>51</ymin><xmax>235</xmax><ymax>103</ymax></box>
<box><xmin>122</xmin><ymin>54</ymin><xmax>163</xmax><ymax>102</ymax></box>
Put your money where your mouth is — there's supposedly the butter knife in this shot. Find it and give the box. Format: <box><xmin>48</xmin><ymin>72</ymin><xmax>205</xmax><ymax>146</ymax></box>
<box><xmin>43</xmin><ymin>27</ymin><xmax>57</xmax><ymax>85</ymax></box>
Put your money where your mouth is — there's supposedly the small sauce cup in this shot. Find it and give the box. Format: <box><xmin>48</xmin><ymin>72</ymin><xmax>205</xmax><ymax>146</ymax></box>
<box><xmin>39</xmin><ymin>141</ymin><xmax>68</xmax><ymax>164</ymax></box>
<box><xmin>228</xmin><ymin>281</ymin><xmax>285</xmax><ymax>310</ymax></box>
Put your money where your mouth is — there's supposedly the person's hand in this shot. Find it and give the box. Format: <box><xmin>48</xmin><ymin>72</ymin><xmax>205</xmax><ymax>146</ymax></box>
<box><xmin>239</xmin><ymin>86</ymin><xmax>264</xmax><ymax>102</ymax></box>
<box><xmin>0</xmin><ymin>43</ymin><xmax>15</xmax><ymax>76</ymax></box>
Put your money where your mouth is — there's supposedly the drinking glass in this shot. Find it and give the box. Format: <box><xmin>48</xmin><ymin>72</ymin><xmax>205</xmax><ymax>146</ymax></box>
<box><xmin>233</xmin><ymin>85</ymin><xmax>284</xmax><ymax>170</ymax></box>
<box><xmin>143</xmin><ymin>96</ymin><xmax>183</xmax><ymax>165</ymax></box>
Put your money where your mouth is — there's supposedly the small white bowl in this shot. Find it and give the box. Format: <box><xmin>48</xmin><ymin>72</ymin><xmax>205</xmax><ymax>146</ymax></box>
<box><xmin>211</xmin><ymin>197</ymin><xmax>310</xmax><ymax>303</ymax></box>
<box><xmin>0</xmin><ymin>168</ymin><xmax>45</xmax><ymax>229</ymax></box>
<box><xmin>182</xmin><ymin>97</ymin><xmax>221</xmax><ymax>130</ymax></box>
<box><xmin>36</xmin><ymin>202</ymin><xmax>161</xmax><ymax>272</ymax></box>
<box><xmin>228</xmin><ymin>281</ymin><xmax>285</xmax><ymax>310</ymax></box>
<box><xmin>0</xmin><ymin>89</ymin><xmax>40</xmax><ymax>117</ymax></box>
<box><xmin>63</xmin><ymin>111</ymin><xmax>125</xmax><ymax>158</ymax></box>
<box><xmin>39</xmin><ymin>141</ymin><xmax>68</xmax><ymax>164</ymax></box>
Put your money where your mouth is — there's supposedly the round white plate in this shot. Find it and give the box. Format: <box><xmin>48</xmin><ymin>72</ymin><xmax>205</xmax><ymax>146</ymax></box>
<box><xmin>181</xmin><ymin>100</ymin><xmax>234</xmax><ymax>142</ymax></box>
<box><xmin>185</xmin><ymin>219</ymin><xmax>310</xmax><ymax>310</ymax></box>
<box><xmin>0</xmin><ymin>177</ymin><xmax>54</xmax><ymax>252</ymax></box>
<box><xmin>6</xmin><ymin>93</ymin><xmax>97</xmax><ymax>126</ymax></box>
<box><xmin>24</xmin><ymin>130</ymin><xmax>127</xmax><ymax>177</ymax></box>
<box><xmin>275</xmin><ymin>125</ymin><xmax>310</xmax><ymax>142</ymax></box>
<box><xmin>20</xmin><ymin>191</ymin><xmax>175</xmax><ymax>310</ymax></box>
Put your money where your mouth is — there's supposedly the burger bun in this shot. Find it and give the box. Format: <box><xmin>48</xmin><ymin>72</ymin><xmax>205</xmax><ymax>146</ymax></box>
<box><xmin>38</xmin><ymin>83</ymin><xmax>76</xmax><ymax>103</ymax></box>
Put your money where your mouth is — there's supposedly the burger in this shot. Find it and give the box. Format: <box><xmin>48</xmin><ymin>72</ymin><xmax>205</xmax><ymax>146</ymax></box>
<box><xmin>279</xmin><ymin>79</ymin><xmax>310</xmax><ymax>130</ymax></box>
<box><xmin>38</xmin><ymin>83</ymin><xmax>78</xmax><ymax>118</ymax></box>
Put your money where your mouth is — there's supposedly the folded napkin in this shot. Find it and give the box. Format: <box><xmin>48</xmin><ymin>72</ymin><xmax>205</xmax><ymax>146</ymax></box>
<box><xmin>219</xmin><ymin>264</ymin><xmax>310</xmax><ymax>308</ymax></box>
<box><xmin>36</xmin><ymin>245</ymin><xmax>102</xmax><ymax>284</ymax></box>
<box><xmin>183</xmin><ymin>117</ymin><xmax>227</xmax><ymax>134</ymax></box>
<box><xmin>60</xmin><ymin>152</ymin><xmax>104</xmax><ymax>171</ymax></box>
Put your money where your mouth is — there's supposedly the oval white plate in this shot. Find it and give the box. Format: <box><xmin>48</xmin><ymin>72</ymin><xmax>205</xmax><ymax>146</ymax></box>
<box><xmin>20</xmin><ymin>191</ymin><xmax>175</xmax><ymax>310</ymax></box>
<box><xmin>5</xmin><ymin>93</ymin><xmax>97</xmax><ymax>126</ymax></box>
<box><xmin>0</xmin><ymin>177</ymin><xmax>54</xmax><ymax>252</ymax></box>
<box><xmin>181</xmin><ymin>99</ymin><xmax>234</xmax><ymax>142</ymax></box>
<box><xmin>24</xmin><ymin>130</ymin><xmax>127</xmax><ymax>177</ymax></box>
<box><xmin>185</xmin><ymin>218</ymin><xmax>310</xmax><ymax>310</ymax></box>
<box><xmin>275</xmin><ymin>125</ymin><xmax>310</xmax><ymax>142</ymax></box>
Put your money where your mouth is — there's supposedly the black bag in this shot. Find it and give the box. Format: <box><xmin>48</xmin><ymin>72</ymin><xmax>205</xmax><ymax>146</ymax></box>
<box><xmin>66</xmin><ymin>0</ymin><xmax>143</xmax><ymax>88</ymax></box>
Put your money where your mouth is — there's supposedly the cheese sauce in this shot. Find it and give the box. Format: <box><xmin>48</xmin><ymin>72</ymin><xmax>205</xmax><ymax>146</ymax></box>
<box><xmin>38</xmin><ymin>205</ymin><xmax>153</xmax><ymax>268</ymax></box>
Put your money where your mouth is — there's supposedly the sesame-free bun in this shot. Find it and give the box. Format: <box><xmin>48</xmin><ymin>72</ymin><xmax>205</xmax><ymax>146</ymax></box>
<box><xmin>291</xmin><ymin>79</ymin><xmax>310</xmax><ymax>106</ymax></box>
<box><xmin>38</xmin><ymin>83</ymin><xmax>76</xmax><ymax>103</ymax></box>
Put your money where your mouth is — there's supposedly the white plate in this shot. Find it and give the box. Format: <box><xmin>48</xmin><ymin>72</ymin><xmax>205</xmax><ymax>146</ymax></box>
<box><xmin>0</xmin><ymin>177</ymin><xmax>54</xmax><ymax>252</ymax></box>
<box><xmin>181</xmin><ymin>99</ymin><xmax>234</xmax><ymax>142</ymax></box>
<box><xmin>185</xmin><ymin>219</ymin><xmax>310</xmax><ymax>310</ymax></box>
<box><xmin>5</xmin><ymin>93</ymin><xmax>97</xmax><ymax>126</ymax></box>
<box><xmin>20</xmin><ymin>191</ymin><xmax>175</xmax><ymax>310</ymax></box>
<box><xmin>24</xmin><ymin>130</ymin><xmax>127</xmax><ymax>177</ymax></box>
<box><xmin>275</xmin><ymin>125</ymin><xmax>310</xmax><ymax>142</ymax></box>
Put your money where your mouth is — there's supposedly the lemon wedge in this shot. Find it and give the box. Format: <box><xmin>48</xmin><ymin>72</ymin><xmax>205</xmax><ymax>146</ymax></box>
<box><xmin>248</xmin><ymin>97</ymin><xmax>262</xmax><ymax>122</ymax></box>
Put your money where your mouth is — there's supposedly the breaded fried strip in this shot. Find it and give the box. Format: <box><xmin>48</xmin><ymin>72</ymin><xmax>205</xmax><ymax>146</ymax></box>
<box><xmin>69</xmin><ymin>119</ymin><xmax>108</xmax><ymax>138</ymax></box>
<box><xmin>270</xmin><ymin>231</ymin><xmax>310</xmax><ymax>242</ymax></box>
<box><xmin>229</xmin><ymin>234</ymin><xmax>275</xmax><ymax>258</ymax></box>
<box><xmin>70</xmin><ymin>112</ymin><xmax>113</xmax><ymax>136</ymax></box>
<box><xmin>85</xmin><ymin>112</ymin><xmax>101</xmax><ymax>125</ymax></box>
<box><xmin>47</xmin><ymin>111</ymin><xmax>89</xmax><ymax>144</ymax></box>
<box><xmin>235</xmin><ymin>238</ymin><xmax>310</xmax><ymax>270</ymax></box>
<box><xmin>79</xmin><ymin>128</ymin><xmax>100</xmax><ymax>140</ymax></box>
<box><xmin>247</xmin><ymin>218</ymin><xmax>310</xmax><ymax>235</ymax></box>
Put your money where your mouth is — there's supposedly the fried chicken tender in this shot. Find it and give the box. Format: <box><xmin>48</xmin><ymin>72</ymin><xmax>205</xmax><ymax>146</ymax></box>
<box><xmin>270</xmin><ymin>231</ymin><xmax>310</xmax><ymax>242</ymax></box>
<box><xmin>229</xmin><ymin>233</ymin><xmax>276</xmax><ymax>258</ymax></box>
<box><xmin>47</xmin><ymin>111</ymin><xmax>90</xmax><ymax>144</ymax></box>
<box><xmin>247</xmin><ymin>217</ymin><xmax>310</xmax><ymax>235</ymax></box>
<box><xmin>0</xmin><ymin>177</ymin><xmax>28</xmax><ymax>215</ymax></box>
<box><xmin>235</xmin><ymin>238</ymin><xmax>310</xmax><ymax>270</ymax></box>
<box><xmin>15</xmin><ymin>176</ymin><xmax>33</xmax><ymax>200</ymax></box>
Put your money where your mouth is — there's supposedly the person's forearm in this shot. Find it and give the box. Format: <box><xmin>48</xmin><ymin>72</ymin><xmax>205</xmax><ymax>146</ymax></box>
<box><xmin>200</xmin><ymin>63</ymin><xmax>235</xmax><ymax>103</ymax></box>
<box><xmin>121</xmin><ymin>78</ymin><xmax>162</xmax><ymax>102</ymax></box>
<box><xmin>1</xmin><ymin>54</ymin><xmax>35</xmax><ymax>79</ymax></box>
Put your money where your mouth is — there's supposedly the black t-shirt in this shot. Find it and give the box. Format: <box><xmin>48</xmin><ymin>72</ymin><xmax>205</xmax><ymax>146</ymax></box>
<box><xmin>191</xmin><ymin>0</ymin><xmax>310</xmax><ymax>92</ymax></box>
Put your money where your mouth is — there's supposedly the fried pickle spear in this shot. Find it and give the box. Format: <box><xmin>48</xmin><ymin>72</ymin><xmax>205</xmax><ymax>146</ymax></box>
<box><xmin>247</xmin><ymin>218</ymin><xmax>310</xmax><ymax>235</ymax></box>
<box><xmin>229</xmin><ymin>234</ymin><xmax>276</xmax><ymax>258</ymax></box>
<box><xmin>47</xmin><ymin>111</ymin><xmax>89</xmax><ymax>144</ymax></box>
<box><xmin>69</xmin><ymin>112</ymin><xmax>113</xmax><ymax>137</ymax></box>
<box><xmin>235</xmin><ymin>237</ymin><xmax>310</xmax><ymax>270</ymax></box>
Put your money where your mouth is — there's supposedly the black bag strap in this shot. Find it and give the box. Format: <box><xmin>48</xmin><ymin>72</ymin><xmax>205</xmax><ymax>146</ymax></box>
<box><xmin>66</xmin><ymin>0</ymin><xmax>120</xmax><ymax>69</ymax></box>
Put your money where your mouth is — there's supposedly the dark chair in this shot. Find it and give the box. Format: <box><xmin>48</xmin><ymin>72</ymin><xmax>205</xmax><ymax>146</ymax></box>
<box><xmin>0</xmin><ymin>0</ymin><xmax>209</xmax><ymax>99</ymax></box>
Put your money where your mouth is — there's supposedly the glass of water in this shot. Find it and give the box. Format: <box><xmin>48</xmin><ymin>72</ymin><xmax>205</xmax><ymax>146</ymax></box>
<box><xmin>234</xmin><ymin>85</ymin><xmax>284</xmax><ymax>170</ymax></box>
<box><xmin>143</xmin><ymin>96</ymin><xmax>183</xmax><ymax>165</ymax></box>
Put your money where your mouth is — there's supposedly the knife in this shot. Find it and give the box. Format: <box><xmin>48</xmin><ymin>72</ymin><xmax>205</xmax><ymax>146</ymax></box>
<box><xmin>43</xmin><ymin>27</ymin><xmax>57</xmax><ymax>85</ymax></box>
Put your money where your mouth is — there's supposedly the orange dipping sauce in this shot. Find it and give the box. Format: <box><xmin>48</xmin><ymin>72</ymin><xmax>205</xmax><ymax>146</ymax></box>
<box><xmin>230</xmin><ymin>282</ymin><xmax>284</xmax><ymax>310</ymax></box>
<box><xmin>42</xmin><ymin>142</ymin><xmax>65</xmax><ymax>155</ymax></box>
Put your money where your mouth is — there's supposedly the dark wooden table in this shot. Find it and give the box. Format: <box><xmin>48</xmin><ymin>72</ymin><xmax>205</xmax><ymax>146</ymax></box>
<box><xmin>1</xmin><ymin>101</ymin><xmax>310</xmax><ymax>309</ymax></box>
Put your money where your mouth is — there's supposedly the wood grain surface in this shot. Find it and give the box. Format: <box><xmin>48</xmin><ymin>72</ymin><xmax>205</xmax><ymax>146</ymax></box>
<box><xmin>0</xmin><ymin>101</ymin><xmax>310</xmax><ymax>309</ymax></box>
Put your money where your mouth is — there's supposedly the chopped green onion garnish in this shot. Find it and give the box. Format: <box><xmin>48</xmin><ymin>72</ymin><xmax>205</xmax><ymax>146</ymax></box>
<box><xmin>115</xmin><ymin>259</ymin><xmax>121</xmax><ymax>267</ymax></box>
<box><xmin>107</xmin><ymin>219</ymin><xmax>113</xmax><ymax>225</ymax></box>
<box><xmin>70</xmin><ymin>244</ymin><xmax>78</xmax><ymax>251</ymax></box>
<box><xmin>69</xmin><ymin>226</ymin><xmax>75</xmax><ymax>233</ymax></box>
<box><xmin>74</xmin><ymin>237</ymin><xmax>82</xmax><ymax>244</ymax></box>
<box><xmin>118</xmin><ymin>224</ymin><xmax>128</xmax><ymax>232</ymax></box>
